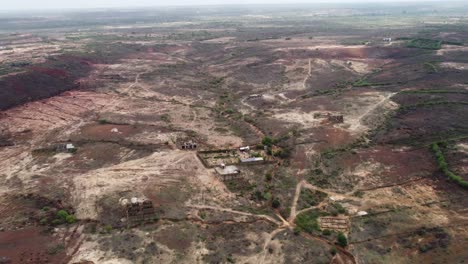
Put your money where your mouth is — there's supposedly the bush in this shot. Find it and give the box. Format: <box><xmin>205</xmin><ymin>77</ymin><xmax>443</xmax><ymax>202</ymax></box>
<box><xmin>262</xmin><ymin>136</ymin><xmax>274</xmax><ymax>147</ymax></box>
<box><xmin>274</xmin><ymin>147</ymin><xmax>292</xmax><ymax>159</ymax></box>
<box><xmin>293</xmin><ymin>227</ymin><xmax>301</xmax><ymax>235</ymax></box>
<box><xmin>56</xmin><ymin>210</ymin><xmax>69</xmax><ymax>220</ymax></box>
<box><xmin>103</xmin><ymin>225</ymin><xmax>113</xmax><ymax>234</ymax></box>
<box><xmin>52</xmin><ymin>219</ymin><xmax>63</xmax><ymax>225</ymax></box>
<box><xmin>54</xmin><ymin>210</ymin><xmax>77</xmax><ymax>225</ymax></box>
<box><xmin>66</xmin><ymin>215</ymin><xmax>77</xmax><ymax>224</ymax></box>
<box><xmin>330</xmin><ymin>247</ymin><xmax>337</xmax><ymax>255</ymax></box>
<box><xmin>272</xmin><ymin>198</ymin><xmax>281</xmax><ymax>209</ymax></box>
<box><xmin>337</xmin><ymin>232</ymin><xmax>348</xmax><ymax>247</ymax></box>
<box><xmin>322</xmin><ymin>229</ymin><xmax>331</xmax><ymax>236</ymax></box>
<box><xmin>40</xmin><ymin>218</ymin><xmax>48</xmax><ymax>225</ymax></box>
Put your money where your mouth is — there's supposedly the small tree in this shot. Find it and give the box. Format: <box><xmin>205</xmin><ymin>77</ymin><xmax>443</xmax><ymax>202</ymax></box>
<box><xmin>265</xmin><ymin>173</ymin><xmax>272</xmax><ymax>182</ymax></box>
<box><xmin>272</xmin><ymin>198</ymin><xmax>281</xmax><ymax>209</ymax></box>
<box><xmin>262</xmin><ymin>136</ymin><xmax>274</xmax><ymax>147</ymax></box>
<box><xmin>337</xmin><ymin>232</ymin><xmax>348</xmax><ymax>247</ymax></box>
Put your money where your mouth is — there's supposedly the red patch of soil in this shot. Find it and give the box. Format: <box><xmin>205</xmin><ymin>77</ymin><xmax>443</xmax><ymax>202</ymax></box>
<box><xmin>0</xmin><ymin>227</ymin><xmax>68</xmax><ymax>264</ymax></box>
<box><xmin>312</xmin><ymin>127</ymin><xmax>355</xmax><ymax>151</ymax></box>
<box><xmin>77</xmin><ymin>124</ymin><xmax>139</xmax><ymax>141</ymax></box>
<box><xmin>360</xmin><ymin>146</ymin><xmax>436</xmax><ymax>178</ymax></box>
<box><xmin>29</xmin><ymin>66</ymin><xmax>69</xmax><ymax>78</ymax></box>
<box><xmin>0</xmin><ymin>56</ymin><xmax>94</xmax><ymax>111</ymax></box>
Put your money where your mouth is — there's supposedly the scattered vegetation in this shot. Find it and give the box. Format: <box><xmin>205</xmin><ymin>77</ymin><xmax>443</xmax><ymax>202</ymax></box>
<box><xmin>400</xmin><ymin>90</ymin><xmax>468</xmax><ymax>95</ymax></box>
<box><xmin>53</xmin><ymin>210</ymin><xmax>77</xmax><ymax>225</ymax></box>
<box><xmin>423</xmin><ymin>62</ymin><xmax>438</xmax><ymax>73</ymax></box>
<box><xmin>98</xmin><ymin>118</ymin><xmax>110</xmax><ymax>124</ymax></box>
<box><xmin>47</xmin><ymin>243</ymin><xmax>65</xmax><ymax>255</ymax></box>
<box><xmin>160</xmin><ymin>114</ymin><xmax>171</xmax><ymax>123</ymax></box>
<box><xmin>272</xmin><ymin>197</ymin><xmax>281</xmax><ymax>208</ymax></box>
<box><xmin>262</xmin><ymin>136</ymin><xmax>275</xmax><ymax>147</ymax></box>
<box><xmin>352</xmin><ymin>78</ymin><xmax>390</xmax><ymax>87</ymax></box>
<box><xmin>295</xmin><ymin>210</ymin><xmax>322</xmax><ymax>233</ymax></box>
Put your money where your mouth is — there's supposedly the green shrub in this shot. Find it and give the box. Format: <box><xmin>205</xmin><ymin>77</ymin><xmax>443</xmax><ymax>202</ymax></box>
<box><xmin>332</xmin><ymin>203</ymin><xmax>347</xmax><ymax>215</ymax></box>
<box><xmin>66</xmin><ymin>215</ymin><xmax>77</xmax><ymax>224</ymax></box>
<box><xmin>272</xmin><ymin>198</ymin><xmax>281</xmax><ymax>209</ymax></box>
<box><xmin>52</xmin><ymin>219</ymin><xmax>63</xmax><ymax>225</ymax></box>
<box><xmin>98</xmin><ymin>119</ymin><xmax>109</xmax><ymax>124</ymax></box>
<box><xmin>103</xmin><ymin>225</ymin><xmax>113</xmax><ymax>234</ymax></box>
<box><xmin>56</xmin><ymin>210</ymin><xmax>69</xmax><ymax>220</ymax></box>
<box><xmin>54</xmin><ymin>210</ymin><xmax>77</xmax><ymax>225</ymax></box>
<box><xmin>40</xmin><ymin>218</ymin><xmax>48</xmax><ymax>225</ymax></box>
<box><xmin>274</xmin><ymin>148</ymin><xmax>292</xmax><ymax>159</ymax></box>
<box><xmin>262</xmin><ymin>136</ymin><xmax>274</xmax><ymax>147</ymax></box>
<box><xmin>337</xmin><ymin>232</ymin><xmax>348</xmax><ymax>247</ymax></box>
<box><xmin>293</xmin><ymin>226</ymin><xmax>301</xmax><ymax>235</ymax></box>
<box><xmin>322</xmin><ymin>229</ymin><xmax>332</xmax><ymax>236</ymax></box>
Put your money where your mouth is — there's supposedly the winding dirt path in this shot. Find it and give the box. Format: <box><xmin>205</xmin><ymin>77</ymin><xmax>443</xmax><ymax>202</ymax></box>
<box><xmin>259</xmin><ymin>228</ymin><xmax>287</xmax><ymax>264</ymax></box>
<box><xmin>288</xmin><ymin>180</ymin><xmax>304</xmax><ymax>222</ymax></box>
<box><xmin>186</xmin><ymin>204</ymin><xmax>282</xmax><ymax>226</ymax></box>
<box><xmin>302</xmin><ymin>59</ymin><xmax>312</xmax><ymax>89</ymax></box>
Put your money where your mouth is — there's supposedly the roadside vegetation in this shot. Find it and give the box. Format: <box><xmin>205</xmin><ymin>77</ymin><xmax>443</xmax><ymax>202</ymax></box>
<box><xmin>406</xmin><ymin>38</ymin><xmax>442</xmax><ymax>50</ymax></box>
<box><xmin>430</xmin><ymin>142</ymin><xmax>468</xmax><ymax>189</ymax></box>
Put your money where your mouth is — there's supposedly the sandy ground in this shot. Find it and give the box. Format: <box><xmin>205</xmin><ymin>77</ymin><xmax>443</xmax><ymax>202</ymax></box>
<box><xmin>439</xmin><ymin>62</ymin><xmax>467</xmax><ymax>70</ymax></box>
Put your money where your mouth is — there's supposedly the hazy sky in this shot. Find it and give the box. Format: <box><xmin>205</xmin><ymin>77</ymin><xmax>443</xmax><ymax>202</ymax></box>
<box><xmin>0</xmin><ymin>0</ymin><xmax>442</xmax><ymax>11</ymax></box>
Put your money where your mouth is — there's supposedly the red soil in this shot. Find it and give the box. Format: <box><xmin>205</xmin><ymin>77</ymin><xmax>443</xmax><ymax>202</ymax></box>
<box><xmin>312</xmin><ymin>127</ymin><xmax>355</xmax><ymax>151</ymax></box>
<box><xmin>78</xmin><ymin>124</ymin><xmax>139</xmax><ymax>141</ymax></box>
<box><xmin>0</xmin><ymin>227</ymin><xmax>68</xmax><ymax>264</ymax></box>
<box><xmin>29</xmin><ymin>66</ymin><xmax>69</xmax><ymax>78</ymax></box>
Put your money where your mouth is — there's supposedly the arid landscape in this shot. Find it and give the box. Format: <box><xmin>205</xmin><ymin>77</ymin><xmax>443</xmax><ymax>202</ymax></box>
<box><xmin>0</xmin><ymin>2</ymin><xmax>467</xmax><ymax>263</ymax></box>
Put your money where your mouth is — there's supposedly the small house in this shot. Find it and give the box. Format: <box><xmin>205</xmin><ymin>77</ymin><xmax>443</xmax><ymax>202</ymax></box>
<box><xmin>66</xmin><ymin>144</ymin><xmax>76</xmax><ymax>152</ymax></box>
<box><xmin>56</xmin><ymin>143</ymin><xmax>76</xmax><ymax>153</ymax></box>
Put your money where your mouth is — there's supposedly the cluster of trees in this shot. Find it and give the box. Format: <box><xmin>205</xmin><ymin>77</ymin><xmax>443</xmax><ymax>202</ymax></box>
<box><xmin>407</xmin><ymin>38</ymin><xmax>442</xmax><ymax>50</ymax></box>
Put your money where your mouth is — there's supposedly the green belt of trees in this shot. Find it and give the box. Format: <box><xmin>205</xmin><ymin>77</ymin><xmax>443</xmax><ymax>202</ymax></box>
<box><xmin>431</xmin><ymin>143</ymin><xmax>468</xmax><ymax>189</ymax></box>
